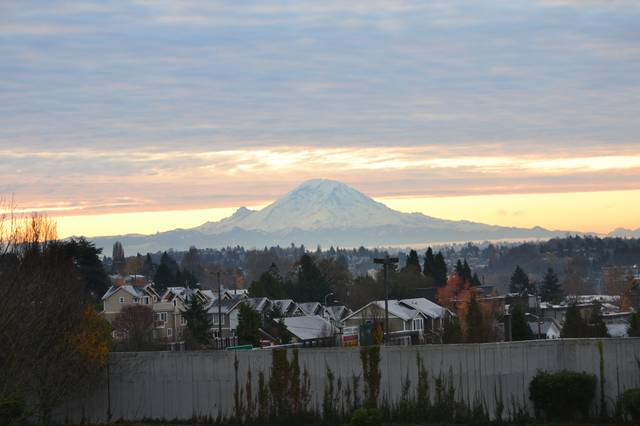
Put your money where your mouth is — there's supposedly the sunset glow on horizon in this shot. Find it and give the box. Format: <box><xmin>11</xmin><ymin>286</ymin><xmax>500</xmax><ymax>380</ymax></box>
<box><xmin>2</xmin><ymin>1</ymin><xmax>639</xmax><ymax>239</ymax></box>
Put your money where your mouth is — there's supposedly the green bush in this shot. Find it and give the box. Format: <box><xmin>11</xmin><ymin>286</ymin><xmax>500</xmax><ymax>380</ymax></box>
<box><xmin>623</xmin><ymin>388</ymin><xmax>640</xmax><ymax>421</ymax></box>
<box><xmin>529</xmin><ymin>370</ymin><xmax>596</xmax><ymax>421</ymax></box>
<box><xmin>0</xmin><ymin>398</ymin><xmax>23</xmax><ymax>425</ymax></box>
<box><xmin>350</xmin><ymin>407</ymin><xmax>383</xmax><ymax>426</ymax></box>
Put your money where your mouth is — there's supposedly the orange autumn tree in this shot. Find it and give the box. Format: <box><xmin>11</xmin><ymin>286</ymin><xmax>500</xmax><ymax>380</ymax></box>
<box><xmin>438</xmin><ymin>273</ymin><xmax>498</xmax><ymax>343</ymax></box>
<box><xmin>69</xmin><ymin>306</ymin><xmax>112</xmax><ymax>368</ymax></box>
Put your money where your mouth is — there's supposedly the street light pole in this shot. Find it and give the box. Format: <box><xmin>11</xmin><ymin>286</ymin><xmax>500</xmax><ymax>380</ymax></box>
<box><xmin>217</xmin><ymin>271</ymin><xmax>222</xmax><ymax>342</ymax></box>
<box><xmin>374</xmin><ymin>255</ymin><xmax>399</xmax><ymax>344</ymax></box>
<box><xmin>324</xmin><ymin>292</ymin><xmax>334</xmax><ymax>307</ymax></box>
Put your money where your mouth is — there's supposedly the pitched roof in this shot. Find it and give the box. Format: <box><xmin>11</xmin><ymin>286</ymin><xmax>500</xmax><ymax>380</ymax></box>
<box><xmin>283</xmin><ymin>315</ymin><xmax>334</xmax><ymax>341</ymax></box>
<box><xmin>299</xmin><ymin>302</ymin><xmax>323</xmax><ymax>316</ymax></box>
<box><xmin>101</xmin><ymin>284</ymin><xmax>154</xmax><ymax>301</ymax></box>
<box><xmin>345</xmin><ymin>300</ymin><xmax>423</xmax><ymax>322</ymax></box>
<box><xmin>245</xmin><ymin>297</ymin><xmax>271</xmax><ymax>312</ymax></box>
<box><xmin>399</xmin><ymin>298</ymin><xmax>448</xmax><ymax>318</ymax></box>
<box><xmin>205</xmin><ymin>296</ymin><xmax>244</xmax><ymax>315</ymax></box>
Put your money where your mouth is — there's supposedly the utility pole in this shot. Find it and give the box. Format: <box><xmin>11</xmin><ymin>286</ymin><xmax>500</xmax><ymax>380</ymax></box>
<box><xmin>374</xmin><ymin>255</ymin><xmax>399</xmax><ymax>344</ymax></box>
<box><xmin>217</xmin><ymin>271</ymin><xmax>222</xmax><ymax>343</ymax></box>
<box><xmin>535</xmin><ymin>282</ymin><xmax>542</xmax><ymax>339</ymax></box>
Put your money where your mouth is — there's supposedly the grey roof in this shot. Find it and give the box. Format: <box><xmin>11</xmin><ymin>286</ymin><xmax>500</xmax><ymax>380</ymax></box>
<box><xmin>162</xmin><ymin>286</ymin><xmax>197</xmax><ymax>302</ymax></box>
<box><xmin>205</xmin><ymin>297</ymin><xmax>244</xmax><ymax>315</ymax></box>
<box><xmin>283</xmin><ymin>315</ymin><xmax>334</xmax><ymax>341</ymax></box>
<box><xmin>102</xmin><ymin>284</ymin><xmax>153</xmax><ymax>301</ymax></box>
<box><xmin>245</xmin><ymin>297</ymin><xmax>271</xmax><ymax>312</ymax></box>
<box><xmin>399</xmin><ymin>298</ymin><xmax>448</xmax><ymax>319</ymax></box>
<box><xmin>345</xmin><ymin>300</ymin><xmax>423</xmax><ymax>322</ymax></box>
<box><xmin>299</xmin><ymin>302</ymin><xmax>323</xmax><ymax>316</ymax></box>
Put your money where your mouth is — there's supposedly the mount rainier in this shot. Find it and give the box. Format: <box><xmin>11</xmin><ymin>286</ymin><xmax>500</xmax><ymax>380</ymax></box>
<box><xmin>90</xmin><ymin>179</ymin><xmax>567</xmax><ymax>253</ymax></box>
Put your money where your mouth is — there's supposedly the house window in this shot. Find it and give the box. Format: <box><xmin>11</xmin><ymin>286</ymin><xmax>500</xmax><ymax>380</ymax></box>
<box><xmin>119</xmin><ymin>297</ymin><xmax>125</xmax><ymax>304</ymax></box>
<box><xmin>143</xmin><ymin>296</ymin><xmax>150</xmax><ymax>305</ymax></box>
<box><xmin>180</xmin><ymin>316</ymin><xmax>187</xmax><ymax>326</ymax></box>
<box><xmin>212</xmin><ymin>315</ymin><xmax>225</xmax><ymax>325</ymax></box>
<box><xmin>158</xmin><ymin>312</ymin><xmax>167</xmax><ymax>321</ymax></box>
<box><xmin>167</xmin><ymin>328</ymin><xmax>173</xmax><ymax>337</ymax></box>
<box><xmin>413</xmin><ymin>318</ymin><xmax>424</xmax><ymax>331</ymax></box>
<box><xmin>133</xmin><ymin>297</ymin><xmax>139</xmax><ymax>303</ymax></box>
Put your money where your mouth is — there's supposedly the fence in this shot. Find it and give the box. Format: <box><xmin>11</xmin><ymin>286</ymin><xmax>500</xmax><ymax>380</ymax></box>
<box><xmin>59</xmin><ymin>338</ymin><xmax>640</xmax><ymax>423</ymax></box>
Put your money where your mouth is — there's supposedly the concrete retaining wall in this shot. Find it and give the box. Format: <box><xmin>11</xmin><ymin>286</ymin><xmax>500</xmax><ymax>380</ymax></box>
<box><xmin>60</xmin><ymin>338</ymin><xmax>640</xmax><ymax>422</ymax></box>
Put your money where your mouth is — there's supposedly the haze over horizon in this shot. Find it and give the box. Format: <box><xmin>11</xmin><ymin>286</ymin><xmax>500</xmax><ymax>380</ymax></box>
<box><xmin>2</xmin><ymin>1</ymin><xmax>640</xmax><ymax>238</ymax></box>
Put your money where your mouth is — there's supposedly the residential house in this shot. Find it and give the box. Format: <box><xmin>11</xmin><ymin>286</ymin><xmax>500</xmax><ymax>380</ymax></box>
<box><xmin>527</xmin><ymin>318</ymin><xmax>562</xmax><ymax>339</ymax></box>
<box><xmin>343</xmin><ymin>300</ymin><xmax>428</xmax><ymax>335</ymax></box>
<box><xmin>205</xmin><ymin>294</ymin><xmax>246</xmax><ymax>338</ymax></box>
<box><xmin>283</xmin><ymin>315</ymin><xmax>337</xmax><ymax>344</ymax></box>
<box><xmin>272</xmin><ymin>299</ymin><xmax>305</xmax><ymax>317</ymax></box>
<box><xmin>398</xmin><ymin>298</ymin><xmax>451</xmax><ymax>337</ymax></box>
<box><xmin>101</xmin><ymin>283</ymin><xmax>160</xmax><ymax>324</ymax></box>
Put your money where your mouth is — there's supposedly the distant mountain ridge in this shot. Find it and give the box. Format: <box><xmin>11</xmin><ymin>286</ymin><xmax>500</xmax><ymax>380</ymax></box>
<box><xmin>90</xmin><ymin>179</ymin><xmax>571</xmax><ymax>254</ymax></box>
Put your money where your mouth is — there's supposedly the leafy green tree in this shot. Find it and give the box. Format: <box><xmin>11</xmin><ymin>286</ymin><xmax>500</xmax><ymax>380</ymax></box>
<box><xmin>628</xmin><ymin>312</ymin><xmax>640</xmax><ymax>337</ymax></box>
<box><xmin>404</xmin><ymin>250</ymin><xmax>421</xmax><ymax>274</ymax></box>
<box><xmin>63</xmin><ymin>237</ymin><xmax>110</xmax><ymax>300</ymax></box>
<box><xmin>236</xmin><ymin>303</ymin><xmax>262</xmax><ymax>346</ymax></box>
<box><xmin>510</xmin><ymin>265</ymin><xmax>531</xmax><ymax>294</ymax></box>
<box><xmin>540</xmin><ymin>268</ymin><xmax>562</xmax><ymax>303</ymax></box>
<box><xmin>561</xmin><ymin>304</ymin><xmax>588</xmax><ymax>338</ymax></box>
<box><xmin>183</xmin><ymin>296</ymin><xmax>211</xmax><ymax>347</ymax></box>
<box><xmin>511</xmin><ymin>304</ymin><xmax>533</xmax><ymax>341</ymax></box>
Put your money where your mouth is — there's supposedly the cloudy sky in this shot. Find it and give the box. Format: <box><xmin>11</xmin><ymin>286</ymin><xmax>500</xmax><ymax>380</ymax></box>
<box><xmin>1</xmin><ymin>0</ymin><xmax>639</xmax><ymax>237</ymax></box>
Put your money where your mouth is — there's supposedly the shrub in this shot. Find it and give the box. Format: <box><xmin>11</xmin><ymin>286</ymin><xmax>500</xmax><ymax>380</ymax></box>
<box><xmin>623</xmin><ymin>388</ymin><xmax>640</xmax><ymax>422</ymax></box>
<box><xmin>350</xmin><ymin>407</ymin><xmax>383</xmax><ymax>426</ymax></box>
<box><xmin>529</xmin><ymin>370</ymin><xmax>596</xmax><ymax>421</ymax></box>
<box><xmin>0</xmin><ymin>398</ymin><xmax>23</xmax><ymax>425</ymax></box>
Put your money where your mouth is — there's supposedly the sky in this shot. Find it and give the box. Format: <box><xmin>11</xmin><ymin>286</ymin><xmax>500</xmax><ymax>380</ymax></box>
<box><xmin>1</xmin><ymin>0</ymin><xmax>639</xmax><ymax>238</ymax></box>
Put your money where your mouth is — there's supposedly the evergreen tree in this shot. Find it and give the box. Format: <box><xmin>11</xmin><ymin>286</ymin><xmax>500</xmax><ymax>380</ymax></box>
<box><xmin>511</xmin><ymin>304</ymin><xmax>533</xmax><ymax>341</ymax></box>
<box><xmin>183</xmin><ymin>296</ymin><xmax>212</xmax><ymax>347</ymax></box>
<box><xmin>423</xmin><ymin>247</ymin><xmax>435</xmax><ymax>279</ymax></box>
<box><xmin>455</xmin><ymin>259</ymin><xmax>464</xmax><ymax>277</ymax></box>
<box><xmin>628</xmin><ymin>312</ymin><xmax>640</xmax><ymax>337</ymax></box>
<box><xmin>153</xmin><ymin>263</ymin><xmax>174</xmax><ymax>294</ymax></box>
<box><xmin>294</xmin><ymin>254</ymin><xmax>329</xmax><ymax>302</ymax></box>
<box><xmin>540</xmin><ymin>267</ymin><xmax>562</xmax><ymax>303</ymax></box>
<box><xmin>249</xmin><ymin>269</ymin><xmax>287</xmax><ymax>299</ymax></box>
<box><xmin>176</xmin><ymin>269</ymin><xmax>199</xmax><ymax>288</ymax></box>
<box><xmin>433</xmin><ymin>252</ymin><xmax>448</xmax><ymax>287</ymax></box>
<box><xmin>587</xmin><ymin>306</ymin><xmax>609</xmax><ymax>338</ymax></box>
<box><xmin>404</xmin><ymin>250</ymin><xmax>421</xmax><ymax>274</ymax></box>
<box><xmin>561</xmin><ymin>304</ymin><xmax>587</xmax><ymax>338</ymax></box>
<box><xmin>442</xmin><ymin>316</ymin><xmax>462</xmax><ymax>344</ymax></box>
<box><xmin>141</xmin><ymin>253</ymin><xmax>155</xmax><ymax>278</ymax></box>
<box><xmin>236</xmin><ymin>303</ymin><xmax>262</xmax><ymax>346</ymax></box>
<box><xmin>510</xmin><ymin>265</ymin><xmax>531</xmax><ymax>294</ymax></box>
<box><xmin>462</xmin><ymin>260</ymin><xmax>472</xmax><ymax>282</ymax></box>
<box><xmin>112</xmin><ymin>241</ymin><xmax>125</xmax><ymax>274</ymax></box>
<box><xmin>465</xmin><ymin>296</ymin><xmax>484</xmax><ymax>343</ymax></box>
<box><xmin>471</xmin><ymin>272</ymin><xmax>482</xmax><ymax>287</ymax></box>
